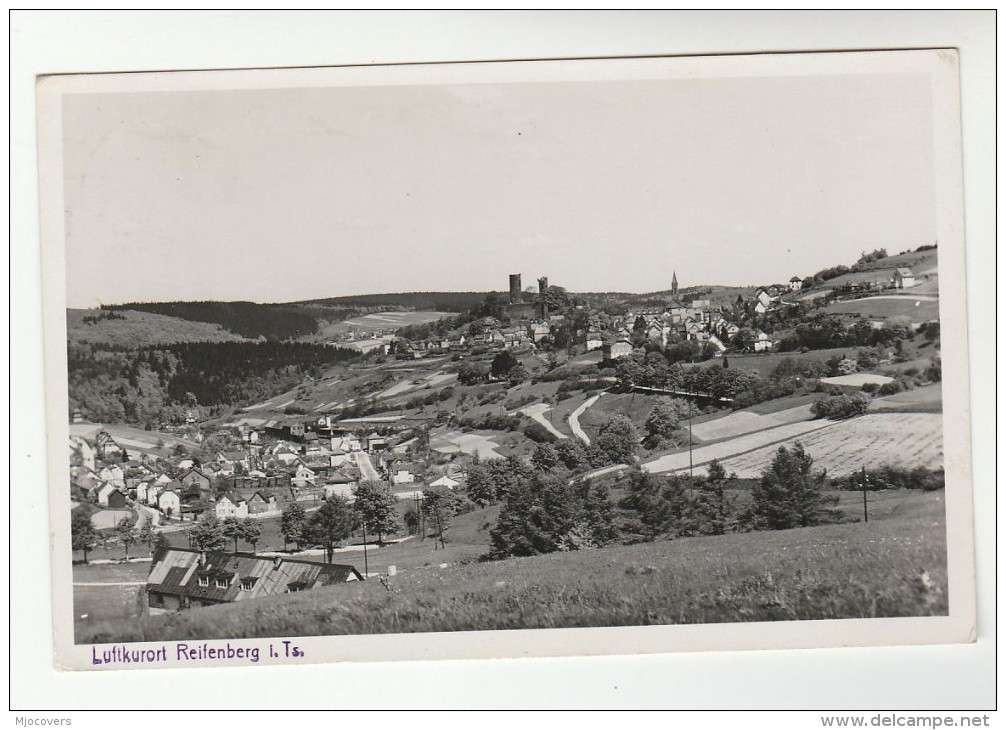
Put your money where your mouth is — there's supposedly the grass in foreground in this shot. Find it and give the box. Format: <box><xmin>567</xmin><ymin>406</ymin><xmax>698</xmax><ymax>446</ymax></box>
<box><xmin>78</xmin><ymin>492</ymin><xmax>946</xmax><ymax>644</ymax></box>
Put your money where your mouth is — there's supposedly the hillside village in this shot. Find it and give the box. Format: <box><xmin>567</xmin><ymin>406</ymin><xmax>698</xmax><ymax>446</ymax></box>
<box><xmin>69</xmin><ymin>245</ymin><xmax>947</xmax><ymax>636</ymax></box>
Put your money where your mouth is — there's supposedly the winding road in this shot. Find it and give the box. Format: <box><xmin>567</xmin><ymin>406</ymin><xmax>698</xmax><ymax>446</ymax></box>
<box><xmin>568</xmin><ymin>393</ymin><xmax>605</xmax><ymax>445</ymax></box>
<box><xmin>517</xmin><ymin>403</ymin><xmax>567</xmax><ymax>440</ymax></box>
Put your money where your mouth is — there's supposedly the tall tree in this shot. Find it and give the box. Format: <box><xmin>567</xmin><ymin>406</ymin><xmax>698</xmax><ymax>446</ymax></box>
<box><xmin>152</xmin><ymin>532</ymin><xmax>171</xmax><ymax>553</ymax></box>
<box><xmin>619</xmin><ymin>467</ymin><xmax>674</xmax><ymax>541</ymax></box>
<box><xmin>421</xmin><ymin>484</ymin><xmax>464</xmax><ymax>549</ymax></box>
<box><xmin>530</xmin><ymin>442</ymin><xmax>561</xmax><ymax>472</ymax></box>
<box><xmin>116</xmin><ymin>517</ymin><xmax>138</xmax><ymax>560</ymax></box>
<box><xmin>749</xmin><ymin>443</ymin><xmax>841</xmax><ymax>530</ymax></box>
<box><xmin>695</xmin><ymin>459</ymin><xmax>729</xmax><ymax>535</ymax></box>
<box><xmin>222</xmin><ymin>516</ymin><xmax>245</xmax><ymax>552</ymax></box>
<box><xmin>240</xmin><ymin>519</ymin><xmax>262</xmax><ymax>554</ymax></box>
<box><xmin>643</xmin><ymin>399</ymin><xmax>688</xmax><ymax>447</ymax></box>
<box><xmin>488</xmin><ymin>473</ymin><xmax>580</xmax><ymax>559</ymax></box>
<box><xmin>137</xmin><ymin>521</ymin><xmax>155</xmax><ymax>555</ymax></box>
<box><xmin>71</xmin><ymin>508</ymin><xmax>99</xmax><ymax>563</ymax></box>
<box><xmin>353</xmin><ymin>480</ymin><xmax>401</xmax><ymax>545</ymax></box>
<box><xmin>307</xmin><ymin>496</ymin><xmax>355</xmax><ymax>563</ymax></box>
<box><xmin>280</xmin><ymin>502</ymin><xmax>307</xmax><ymax>551</ymax></box>
<box><xmin>595</xmin><ymin>415</ymin><xmax>639</xmax><ymax>465</ymax></box>
<box><xmin>463</xmin><ymin>458</ymin><xmax>494</xmax><ymax>507</ymax></box>
<box><xmin>574</xmin><ymin>479</ymin><xmax>619</xmax><ymax>547</ymax></box>
<box><xmin>188</xmin><ymin>514</ymin><xmax>227</xmax><ymax>552</ymax></box>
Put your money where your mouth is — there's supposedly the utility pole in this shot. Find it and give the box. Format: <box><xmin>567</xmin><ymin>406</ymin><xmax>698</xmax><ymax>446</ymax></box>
<box><xmin>688</xmin><ymin>393</ymin><xmax>694</xmax><ymax>483</ymax></box>
<box><xmin>861</xmin><ymin>465</ymin><xmax>869</xmax><ymax>523</ymax></box>
<box><xmin>361</xmin><ymin>521</ymin><xmax>369</xmax><ymax>578</ymax></box>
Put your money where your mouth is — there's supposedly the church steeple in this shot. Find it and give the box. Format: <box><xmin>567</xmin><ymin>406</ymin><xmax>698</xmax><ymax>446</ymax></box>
<box><xmin>671</xmin><ymin>271</ymin><xmax>679</xmax><ymax>297</ymax></box>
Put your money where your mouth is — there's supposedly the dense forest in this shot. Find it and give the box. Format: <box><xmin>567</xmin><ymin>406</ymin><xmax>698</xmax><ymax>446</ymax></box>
<box><xmin>294</xmin><ymin>291</ymin><xmax>490</xmax><ymax>313</ymax></box>
<box><xmin>67</xmin><ymin>341</ymin><xmax>359</xmax><ymax>426</ymax></box>
<box><xmin>102</xmin><ymin>301</ymin><xmax>319</xmax><ymax>341</ymax></box>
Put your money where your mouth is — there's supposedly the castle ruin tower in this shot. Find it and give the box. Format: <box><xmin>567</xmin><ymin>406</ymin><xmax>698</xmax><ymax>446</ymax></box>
<box><xmin>671</xmin><ymin>271</ymin><xmax>679</xmax><ymax>297</ymax></box>
<box><xmin>509</xmin><ymin>274</ymin><xmax>523</xmax><ymax>304</ymax></box>
<box><xmin>537</xmin><ymin>276</ymin><xmax>550</xmax><ymax>319</ymax></box>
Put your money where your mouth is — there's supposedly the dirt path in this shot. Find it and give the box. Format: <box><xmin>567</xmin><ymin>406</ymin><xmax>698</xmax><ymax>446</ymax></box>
<box><xmin>355</xmin><ymin>451</ymin><xmax>380</xmax><ymax>482</ymax></box>
<box><xmin>569</xmin><ymin>394</ymin><xmax>604</xmax><ymax>444</ymax></box>
<box><xmin>517</xmin><ymin>403</ymin><xmax>567</xmax><ymax>440</ymax></box>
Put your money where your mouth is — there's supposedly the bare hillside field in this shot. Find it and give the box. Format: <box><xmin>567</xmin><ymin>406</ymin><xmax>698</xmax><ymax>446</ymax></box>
<box><xmin>642</xmin><ymin>419</ymin><xmax>833</xmax><ymax>475</ymax></box>
<box><xmin>715</xmin><ymin>413</ymin><xmax>943</xmax><ymax>478</ymax></box>
<box><xmin>689</xmin><ymin>404</ymin><xmax>814</xmax><ymax>441</ymax></box>
<box><xmin>868</xmin><ymin>383</ymin><xmax>943</xmax><ymax>413</ymax></box>
<box><xmin>824</xmin><ymin>296</ymin><xmax>940</xmax><ymax>323</ymax></box>
<box><xmin>68</xmin><ymin>422</ymin><xmax>199</xmax><ymax>454</ymax></box>
<box><xmin>67</xmin><ymin>309</ymin><xmax>245</xmax><ymax>347</ymax></box>
<box><xmin>317</xmin><ymin>311</ymin><xmax>454</xmax><ymax>336</ymax></box>
<box><xmin>77</xmin><ymin>491</ymin><xmax>946</xmax><ymax>643</ymax></box>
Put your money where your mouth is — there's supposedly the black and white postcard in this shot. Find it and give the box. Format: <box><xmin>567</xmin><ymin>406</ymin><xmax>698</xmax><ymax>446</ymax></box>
<box><xmin>36</xmin><ymin>49</ymin><xmax>976</xmax><ymax>671</ymax></box>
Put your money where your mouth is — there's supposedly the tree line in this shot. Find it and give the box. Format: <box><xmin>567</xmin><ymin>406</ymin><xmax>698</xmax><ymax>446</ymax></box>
<box><xmin>481</xmin><ymin>442</ymin><xmax>844</xmax><ymax>560</ymax></box>
<box><xmin>103</xmin><ymin>301</ymin><xmax>319</xmax><ymax>341</ymax></box>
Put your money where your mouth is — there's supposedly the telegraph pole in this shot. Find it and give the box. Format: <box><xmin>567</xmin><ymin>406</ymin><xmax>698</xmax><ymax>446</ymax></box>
<box><xmin>361</xmin><ymin>521</ymin><xmax>369</xmax><ymax>578</ymax></box>
<box><xmin>861</xmin><ymin>465</ymin><xmax>869</xmax><ymax>523</ymax></box>
<box><xmin>688</xmin><ymin>392</ymin><xmax>694</xmax><ymax>483</ymax></box>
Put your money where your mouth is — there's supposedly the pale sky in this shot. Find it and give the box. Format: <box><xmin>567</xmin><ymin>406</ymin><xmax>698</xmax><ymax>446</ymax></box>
<box><xmin>62</xmin><ymin>72</ymin><xmax>936</xmax><ymax>308</ymax></box>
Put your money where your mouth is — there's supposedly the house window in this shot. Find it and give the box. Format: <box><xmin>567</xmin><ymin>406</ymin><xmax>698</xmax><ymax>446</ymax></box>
<box><xmin>198</xmin><ymin>576</ymin><xmax>209</xmax><ymax>587</ymax></box>
<box><xmin>215</xmin><ymin>578</ymin><xmax>229</xmax><ymax>589</ymax></box>
<box><xmin>288</xmin><ymin>585</ymin><xmax>300</xmax><ymax>593</ymax></box>
<box><xmin>240</xmin><ymin>579</ymin><xmax>255</xmax><ymax>592</ymax></box>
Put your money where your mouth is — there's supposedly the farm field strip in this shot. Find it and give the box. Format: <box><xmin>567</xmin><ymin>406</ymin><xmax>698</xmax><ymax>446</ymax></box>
<box><xmin>689</xmin><ymin>404</ymin><xmax>814</xmax><ymax>441</ymax></box>
<box><xmin>243</xmin><ymin>400</ymin><xmax>274</xmax><ymax>411</ymax></box>
<box><xmin>715</xmin><ymin>413</ymin><xmax>943</xmax><ymax>478</ymax></box>
<box><xmin>846</xmin><ymin>293</ymin><xmax>939</xmax><ymax>302</ymax></box>
<box><xmin>643</xmin><ymin>419</ymin><xmax>833</xmax><ymax>475</ymax></box>
<box><xmin>342</xmin><ymin>311</ymin><xmax>452</xmax><ymax>328</ymax></box>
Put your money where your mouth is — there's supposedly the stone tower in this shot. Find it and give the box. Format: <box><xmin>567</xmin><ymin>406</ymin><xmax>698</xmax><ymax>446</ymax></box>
<box><xmin>672</xmin><ymin>271</ymin><xmax>679</xmax><ymax>297</ymax></box>
<box><xmin>509</xmin><ymin>274</ymin><xmax>522</xmax><ymax>304</ymax></box>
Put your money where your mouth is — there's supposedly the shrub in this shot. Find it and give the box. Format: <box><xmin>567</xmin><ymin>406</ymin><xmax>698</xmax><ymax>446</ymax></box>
<box><xmin>836</xmin><ymin>466</ymin><xmax>944</xmax><ymax>492</ymax></box>
<box><xmin>924</xmin><ymin>358</ymin><xmax>942</xmax><ymax>382</ymax></box>
<box><xmin>876</xmin><ymin>380</ymin><xmax>906</xmax><ymax>396</ymax></box>
<box><xmin>523</xmin><ymin>422</ymin><xmax>558</xmax><ymax>444</ymax></box>
<box><xmin>811</xmin><ymin>393</ymin><xmax>871</xmax><ymax>420</ymax></box>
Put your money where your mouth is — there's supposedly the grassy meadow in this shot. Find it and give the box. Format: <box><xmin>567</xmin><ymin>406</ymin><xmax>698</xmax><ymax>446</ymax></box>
<box><xmin>77</xmin><ymin>490</ymin><xmax>946</xmax><ymax>644</ymax></box>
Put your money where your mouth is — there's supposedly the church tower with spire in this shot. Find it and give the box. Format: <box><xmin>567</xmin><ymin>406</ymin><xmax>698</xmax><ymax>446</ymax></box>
<box><xmin>671</xmin><ymin>271</ymin><xmax>679</xmax><ymax>297</ymax></box>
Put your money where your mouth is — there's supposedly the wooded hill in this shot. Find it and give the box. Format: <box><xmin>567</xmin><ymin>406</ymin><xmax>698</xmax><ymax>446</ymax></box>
<box><xmin>102</xmin><ymin>301</ymin><xmax>320</xmax><ymax>341</ymax></box>
<box><xmin>68</xmin><ymin>341</ymin><xmax>359</xmax><ymax>426</ymax></box>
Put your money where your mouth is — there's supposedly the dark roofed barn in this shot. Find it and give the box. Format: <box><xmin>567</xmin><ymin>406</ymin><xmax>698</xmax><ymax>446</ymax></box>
<box><xmin>145</xmin><ymin>548</ymin><xmax>363</xmax><ymax>614</ymax></box>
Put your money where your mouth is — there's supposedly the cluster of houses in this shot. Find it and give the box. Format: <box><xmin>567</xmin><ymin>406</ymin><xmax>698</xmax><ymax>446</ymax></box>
<box><xmin>390</xmin><ymin>317</ymin><xmax>552</xmax><ymax>360</ymax></box>
<box><xmin>586</xmin><ymin>274</ymin><xmax>777</xmax><ymax>360</ymax></box>
<box><xmin>70</xmin><ymin>415</ymin><xmax>469</xmax><ymax>527</ymax></box>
